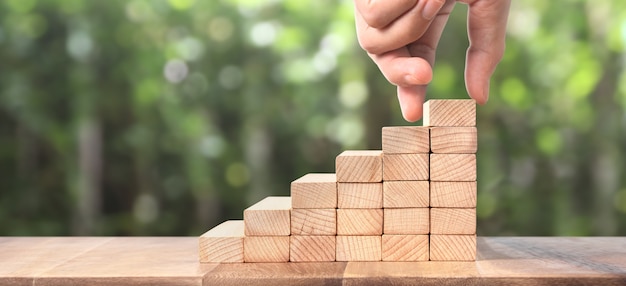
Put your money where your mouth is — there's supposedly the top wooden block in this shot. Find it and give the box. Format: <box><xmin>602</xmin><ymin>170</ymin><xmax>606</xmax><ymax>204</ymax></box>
<box><xmin>336</xmin><ymin>150</ymin><xmax>383</xmax><ymax>183</ymax></box>
<box><xmin>244</xmin><ymin>196</ymin><xmax>291</xmax><ymax>236</ymax></box>
<box><xmin>423</xmin><ymin>100</ymin><xmax>476</xmax><ymax>127</ymax></box>
<box><xmin>381</xmin><ymin>126</ymin><xmax>430</xmax><ymax>154</ymax></box>
<box><xmin>291</xmin><ymin>173</ymin><xmax>337</xmax><ymax>209</ymax></box>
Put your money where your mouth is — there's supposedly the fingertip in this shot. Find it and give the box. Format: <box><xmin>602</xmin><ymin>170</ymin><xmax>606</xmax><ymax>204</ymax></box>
<box><xmin>466</xmin><ymin>77</ymin><xmax>490</xmax><ymax>105</ymax></box>
<box><xmin>397</xmin><ymin>85</ymin><xmax>426</xmax><ymax>122</ymax></box>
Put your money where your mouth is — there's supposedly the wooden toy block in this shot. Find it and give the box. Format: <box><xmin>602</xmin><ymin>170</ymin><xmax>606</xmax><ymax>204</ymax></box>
<box><xmin>383</xmin><ymin>153</ymin><xmax>429</xmax><ymax>181</ymax></box>
<box><xmin>336</xmin><ymin>209</ymin><xmax>383</xmax><ymax>235</ymax></box>
<box><xmin>290</xmin><ymin>235</ymin><xmax>336</xmax><ymax>262</ymax></box>
<box><xmin>336</xmin><ymin>236</ymin><xmax>381</xmax><ymax>261</ymax></box>
<box><xmin>337</xmin><ymin>183</ymin><xmax>383</xmax><ymax>209</ymax></box>
<box><xmin>335</xmin><ymin>150</ymin><xmax>383</xmax><ymax>183</ymax></box>
<box><xmin>382</xmin><ymin>234</ymin><xmax>429</xmax><ymax>261</ymax></box>
<box><xmin>430</xmin><ymin>127</ymin><xmax>478</xmax><ymax>154</ymax></box>
<box><xmin>430</xmin><ymin>181</ymin><xmax>477</xmax><ymax>208</ymax></box>
<box><xmin>383</xmin><ymin>208</ymin><xmax>429</xmax><ymax>234</ymax></box>
<box><xmin>199</xmin><ymin>220</ymin><xmax>244</xmax><ymax>263</ymax></box>
<box><xmin>422</xmin><ymin>99</ymin><xmax>476</xmax><ymax>127</ymax></box>
<box><xmin>383</xmin><ymin>181</ymin><xmax>429</xmax><ymax>208</ymax></box>
<box><xmin>430</xmin><ymin>154</ymin><xmax>476</xmax><ymax>181</ymax></box>
<box><xmin>429</xmin><ymin>234</ymin><xmax>477</xmax><ymax>261</ymax></box>
<box><xmin>244</xmin><ymin>196</ymin><xmax>291</xmax><ymax>236</ymax></box>
<box><xmin>381</xmin><ymin>126</ymin><xmax>430</xmax><ymax>154</ymax></box>
<box><xmin>244</xmin><ymin>236</ymin><xmax>290</xmax><ymax>262</ymax></box>
<box><xmin>291</xmin><ymin>209</ymin><xmax>336</xmax><ymax>236</ymax></box>
<box><xmin>430</xmin><ymin>208</ymin><xmax>476</xmax><ymax>234</ymax></box>
<box><xmin>291</xmin><ymin>173</ymin><xmax>337</xmax><ymax>209</ymax></box>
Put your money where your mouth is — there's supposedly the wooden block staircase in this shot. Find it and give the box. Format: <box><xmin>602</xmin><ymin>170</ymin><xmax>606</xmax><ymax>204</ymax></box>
<box><xmin>199</xmin><ymin>99</ymin><xmax>477</xmax><ymax>262</ymax></box>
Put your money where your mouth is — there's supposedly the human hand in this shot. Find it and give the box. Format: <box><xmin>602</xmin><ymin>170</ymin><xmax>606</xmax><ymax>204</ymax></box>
<box><xmin>354</xmin><ymin>0</ymin><xmax>511</xmax><ymax>122</ymax></box>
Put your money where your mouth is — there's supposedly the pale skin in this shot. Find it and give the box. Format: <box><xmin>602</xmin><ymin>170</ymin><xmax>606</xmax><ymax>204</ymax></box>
<box><xmin>354</xmin><ymin>0</ymin><xmax>511</xmax><ymax>122</ymax></box>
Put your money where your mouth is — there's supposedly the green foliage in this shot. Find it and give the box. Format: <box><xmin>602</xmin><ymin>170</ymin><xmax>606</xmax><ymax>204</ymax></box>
<box><xmin>1</xmin><ymin>0</ymin><xmax>626</xmax><ymax>236</ymax></box>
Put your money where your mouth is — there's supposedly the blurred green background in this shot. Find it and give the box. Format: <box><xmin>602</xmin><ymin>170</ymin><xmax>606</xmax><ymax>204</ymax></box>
<box><xmin>1</xmin><ymin>0</ymin><xmax>626</xmax><ymax>236</ymax></box>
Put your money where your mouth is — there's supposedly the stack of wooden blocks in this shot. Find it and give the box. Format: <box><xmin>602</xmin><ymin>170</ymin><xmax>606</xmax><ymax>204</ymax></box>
<box><xmin>199</xmin><ymin>99</ymin><xmax>477</xmax><ymax>263</ymax></box>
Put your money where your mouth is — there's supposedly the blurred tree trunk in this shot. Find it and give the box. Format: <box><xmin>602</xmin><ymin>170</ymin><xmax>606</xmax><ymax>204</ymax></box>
<box><xmin>73</xmin><ymin>117</ymin><xmax>102</xmax><ymax>235</ymax></box>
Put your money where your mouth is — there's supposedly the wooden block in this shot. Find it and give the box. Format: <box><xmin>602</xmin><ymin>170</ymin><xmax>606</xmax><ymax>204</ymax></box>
<box><xmin>430</xmin><ymin>181</ymin><xmax>477</xmax><ymax>208</ymax></box>
<box><xmin>383</xmin><ymin>153</ymin><xmax>429</xmax><ymax>181</ymax></box>
<box><xmin>430</xmin><ymin>208</ymin><xmax>476</xmax><ymax>234</ymax></box>
<box><xmin>243</xmin><ymin>196</ymin><xmax>291</xmax><ymax>236</ymax></box>
<box><xmin>430</xmin><ymin>154</ymin><xmax>476</xmax><ymax>181</ymax></box>
<box><xmin>290</xmin><ymin>236</ymin><xmax>336</xmax><ymax>262</ymax></box>
<box><xmin>430</xmin><ymin>235</ymin><xmax>476</xmax><ymax>261</ymax></box>
<box><xmin>382</xmin><ymin>234</ymin><xmax>429</xmax><ymax>261</ymax></box>
<box><xmin>381</xmin><ymin>126</ymin><xmax>430</xmax><ymax>154</ymax></box>
<box><xmin>383</xmin><ymin>181</ymin><xmax>429</xmax><ymax>208</ymax></box>
<box><xmin>383</xmin><ymin>208</ymin><xmax>429</xmax><ymax>235</ymax></box>
<box><xmin>336</xmin><ymin>209</ymin><xmax>383</xmax><ymax>235</ymax></box>
<box><xmin>336</xmin><ymin>236</ymin><xmax>381</xmax><ymax>261</ymax></box>
<box><xmin>244</xmin><ymin>236</ymin><xmax>290</xmax><ymax>262</ymax></box>
<box><xmin>199</xmin><ymin>220</ymin><xmax>244</xmax><ymax>263</ymax></box>
<box><xmin>291</xmin><ymin>209</ymin><xmax>336</xmax><ymax>236</ymax></box>
<box><xmin>423</xmin><ymin>99</ymin><xmax>476</xmax><ymax>127</ymax></box>
<box><xmin>337</xmin><ymin>183</ymin><xmax>382</xmax><ymax>209</ymax></box>
<box><xmin>430</xmin><ymin>127</ymin><xmax>477</xmax><ymax>153</ymax></box>
<box><xmin>291</xmin><ymin>173</ymin><xmax>337</xmax><ymax>209</ymax></box>
<box><xmin>335</xmin><ymin>150</ymin><xmax>383</xmax><ymax>183</ymax></box>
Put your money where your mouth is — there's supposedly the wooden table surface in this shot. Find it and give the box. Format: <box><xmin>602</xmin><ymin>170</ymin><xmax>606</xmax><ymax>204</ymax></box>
<box><xmin>1</xmin><ymin>237</ymin><xmax>625</xmax><ymax>285</ymax></box>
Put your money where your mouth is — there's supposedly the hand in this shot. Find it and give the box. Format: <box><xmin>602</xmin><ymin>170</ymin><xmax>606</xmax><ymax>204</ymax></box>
<box><xmin>354</xmin><ymin>0</ymin><xmax>511</xmax><ymax>122</ymax></box>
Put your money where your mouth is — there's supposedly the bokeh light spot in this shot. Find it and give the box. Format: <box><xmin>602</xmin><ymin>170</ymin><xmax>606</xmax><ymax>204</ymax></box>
<box><xmin>209</xmin><ymin>17</ymin><xmax>234</xmax><ymax>42</ymax></box>
<box><xmin>339</xmin><ymin>81</ymin><xmax>368</xmax><ymax>109</ymax></box>
<box><xmin>536</xmin><ymin>127</ymin><xmax>562</xmax><ymax>156</ymax></box>
<box><xmin>219</xmin><ymin>65</ymin><xmax>244</xmax><ymax>89</ymax></box>
<box><xmin>133</xmin><ymin>193</ymin><xmax>159</xmax><ymax>224</ymax></box>
<box><xmin>163</xmin><ymin>59</ymin><xmax>189</xmax><ymax>83</ymax></box>
<box><xmin>225</xmin><ymin>162</ymin><xmax>250</xmax><ymax>187</ymax></box>
<box><xmin>250</xmin><ymin>21</ymin><xmax>278</xmax><ymax>47</ymax></box>
<box><xmin>168</xmin><ymin>0</ymin><xmax>195</xmax><ymax>10</ymax></box>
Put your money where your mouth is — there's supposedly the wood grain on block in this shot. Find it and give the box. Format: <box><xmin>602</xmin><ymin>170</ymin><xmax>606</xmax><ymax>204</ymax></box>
<box><xmin>199</xmin><ymin>220</ymin><xmax>244</xmax><ymax>263</ymax></box>
<box><xmin>423</xmin><ymin>99</ymin><xmax>476</xmax><ymax>127</ymax></box>
<box><xmin>336</xmin><ymin>150</ymin><xmax>383</xmax><ymax>183</ymax></box>
<box><xmin>336</xmin><ymin>236</ymin><xmax>381</xmax><ymax>261</ymax></box>
<box><xmin>430</xmin><ymin>181</ymin><xmax>477</xmax><ymax>208</ymax></box>
<box><xmin>243</xmin><ymin>196</ymin><xmax>291</xmax><ymax>236</ymax></box>
<box><xmin>291</xmin><ymin>209</ymin><xmax>336</xmax><ymax>236</ymax></box>
<box><xmin>430</xmin><ymin>127</ymin><xmax>477</xmax><ymax>153</ymax></box>
<box><xmin>430</xmin><ymin>235</ymin><xmax>476</xmax><ymax>261</ymax></box>
<box><xmin>430</xmin><ymin>154</ymin><xmax>476</xmax><ymax>181</ymax></box>
<box><xmin>337</xmin><ymin>183</ymin><xmax>382</xmax><ymax>209</ymax></box>
<box><xmin>430</xmin><ymin>208</ymin><xmax>476</xmax><ymax>234</ymax></box>
<box><xmin>291</xmin><ymin>173</ymin><xmax>337</xmax><ymax>209</ymax></box>
<box><xmin>290</xmin><ymin>236</ymin><xmax>336</xmax><ymax>262</ymax></box>
<box><xmin>383</xmin><ymin>153</ymin><xmax>429</xmax><ymax>181</ymax></box>
<box><xmin>382</xmin><ymin>235</ymin><xmax>429</xmax><ymax>261</ymax></box>
<box><xmin>383</xmin><ymin>181</ymin><xmax>429</xmax><ymax>208</ymax></box>
<box><xmin>336</xmin><ymin>209</ymin><xmax>383</xmax><ymax>235</ymax></box>
<box><xmin>244</xmin><ymin>236</ymin><xmax>290</xmax><ymax>263</ymax></box>
<box><xmin>383</xmin><ymin>208</ymin><xmax>429</xmax><ymax>235</ymax></box>
<box><xmin>381</xmin><ymin>126</ymin><xmax>430</xmax><ymax>154</ymax></box>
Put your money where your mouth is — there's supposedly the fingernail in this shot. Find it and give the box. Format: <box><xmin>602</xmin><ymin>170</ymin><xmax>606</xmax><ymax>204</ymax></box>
<box><xmin>422</xmin><ymin>0</ymin><xmax>445</xmax><ymax>20</ymax></box>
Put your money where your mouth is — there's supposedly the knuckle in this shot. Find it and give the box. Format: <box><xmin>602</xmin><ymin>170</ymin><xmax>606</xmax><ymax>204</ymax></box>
<box><xmin>360</xmin><ymin>8</ymin><xmax>387</xmax><ymax>28</ymax></box>
<box><xmin>358</xmin><ymin>37</ymin><xmax>384</xmax><ymax>54</ymax></box>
